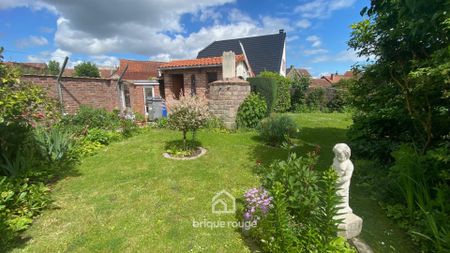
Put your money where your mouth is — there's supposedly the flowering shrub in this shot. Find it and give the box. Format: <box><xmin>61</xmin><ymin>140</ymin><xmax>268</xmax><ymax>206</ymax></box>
<box><xmin>243</xmin><ymin>187</ymin><xmax>272</xmax><ymax>229</ymax></box>
<box><xmin>168</xmin><ymin>95</ymin><xmax>209</xmax><ymax>148</ymax></box>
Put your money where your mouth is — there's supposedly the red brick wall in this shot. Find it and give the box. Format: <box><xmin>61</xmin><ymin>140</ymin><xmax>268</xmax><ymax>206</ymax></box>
<box><xmin>161</xmin><ymin>67</ymin><xmax>222</xmax><ymax>108</ymax></box>
<box><xmin>126</xmin><ymin>83</ymin><xmax>160</xmax><ymax>116</ymax></box>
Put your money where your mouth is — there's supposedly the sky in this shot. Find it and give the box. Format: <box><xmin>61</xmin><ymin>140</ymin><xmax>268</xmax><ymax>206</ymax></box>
<box><xmin>0</xmin><ymin>0</ymin><xmax>370</xmax><ymax>77</ymax></box>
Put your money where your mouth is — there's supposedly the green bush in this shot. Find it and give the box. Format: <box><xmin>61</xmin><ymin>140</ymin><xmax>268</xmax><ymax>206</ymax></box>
<box><xmin>59</xmin><ymin>106</ymin><xmax>120</xmax><ymax>133</ymax></box>
<box><xmin>0</xmin><ymin>176</ymin><xmax>51</xmax><ymax>249</ymax></box>
<box><xmin>259</xmin><ymin>114</ymin><xmax>298</xmax><ymax>146</ymax></box>
<box><xmin>248</xmin><ymin>77</ymin><xmax>277</xmax><ymax>114</ymax></box>
<box><xmin>73</xmin><ymin>62</ymin><xmax>100</xmax><ymax>78</ymax></box>
<box><xmin>236</xmin><ymin>93</ymin><xmax>267</xmax><ymax>129</ymax></box>
<box><xmin>74</xmin><ymin>139</ymin><xmax>105</xmax><ymax>157</ymax></box>
<box><xmin>306</xmin><ymin>88</ymin><xmax>326</xmax><ymax>111</ymax></box>
<box><xmin>245</xmin><ymin>153</ymin><xmax>355</xmax><ymax>252</ymax></box>
<box><xmin>259</xmin><ymin>71</ymin><xmax>291</xmax><ymax>113</ymax></box>
<box><xmin>85</xmin><ymin>128</ymin><xmax>122</xmax><ymax>145</ymax></box>
<box><xmin>34</xmin><ymin>127</ymin><xmax>76</xmax><ymax>165</ymax></box>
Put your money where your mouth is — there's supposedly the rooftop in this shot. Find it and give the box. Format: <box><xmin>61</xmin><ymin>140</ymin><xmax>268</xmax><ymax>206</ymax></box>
<box><xmin>159</xmin><ymin>54</ymin><xmax>245</xmax><ymax>70</ymax></box>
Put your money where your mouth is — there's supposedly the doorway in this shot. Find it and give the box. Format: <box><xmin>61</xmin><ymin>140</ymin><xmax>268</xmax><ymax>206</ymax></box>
<box><xmin>171</xmin><ymin>74</ymin><xmax>184</xmax><ymax>99</ymax></box>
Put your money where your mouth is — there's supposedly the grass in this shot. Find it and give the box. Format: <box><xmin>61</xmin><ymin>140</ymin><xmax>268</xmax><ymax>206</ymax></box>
<box><xmin>12</xmin><ymin>113</ymin><xmax>416</xmax><ymax>252</ymax></box>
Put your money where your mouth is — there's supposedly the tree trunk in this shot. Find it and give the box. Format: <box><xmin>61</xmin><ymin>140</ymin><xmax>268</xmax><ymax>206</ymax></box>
<box><xmin>182</xmin><ymin>130</ymin><xmax>187</xmax><ymax>150</ymax></box>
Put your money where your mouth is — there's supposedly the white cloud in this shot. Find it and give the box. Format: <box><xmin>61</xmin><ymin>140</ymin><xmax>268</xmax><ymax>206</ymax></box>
<box><xmin>306</xmin><ymin>35</ymin><xmax>322</xmax><ymax>48</ymax></box>
<box><xmin>295</xmin><ymin>19</ymin><xmax>311</xmax><ymax>29</ymax></box>
<box><xmin>295</xmin><ymin>0</ymin><xmax>356</xmax><ymax>19</ymax></box>
<box><xmin>0</xmin><ymin>0</ymin><xmax>56</xmax><ymax>12</ymax></box>
<box><xmin>90</xmin><ymin>55</ymin><xmax>119</xmax><ymax>67</ymax></box>
<box><xmin>287</xmin><ymin>35</ymin><xmax>299</xmax><ymax>42</ymax></box>
<box><xmin>16</xmin><ymin>35</ymin><xmax>48</xmax><ymax>48</ymax></box>
<box><xmin>303</xmin><ymin>48</ymin><xmax>328</xmax><ymax>55</ymax></box>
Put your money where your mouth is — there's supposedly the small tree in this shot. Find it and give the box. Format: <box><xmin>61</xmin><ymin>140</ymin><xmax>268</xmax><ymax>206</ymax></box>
<box><xmin>168</xmin><ymin>95</ymin><xmax>209</xmax><ymax>148</ymax></box>
<box><xmin>74</xmin><ymin>62</ymin><xmax>100</xmax><ymax>78</ymax></box>
<box><xmin>47</xmin><ymin>60</ymin><xmax>60</xmax><ymax>75</ymax></box>
<box><xmin>259</xmin><ymin>71</ymin><xmax>292</xmax><ymax>113</ymax></box>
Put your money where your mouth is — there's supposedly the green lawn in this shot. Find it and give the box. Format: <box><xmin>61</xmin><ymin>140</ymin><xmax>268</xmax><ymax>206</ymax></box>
<box><xmin>13</xmin><ymin>113</ymin><xmax>415</xmax><ymax>252</ymax></box>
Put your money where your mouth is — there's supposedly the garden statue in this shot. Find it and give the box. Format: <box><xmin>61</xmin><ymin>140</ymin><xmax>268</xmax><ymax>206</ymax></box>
<box><xmin>332</xmin><ymin>143</ymin><xmax>362</xmax><ymax>239</ymax></box>
<box><xmin>332</xmin><ymin>143</ymin><xmax>354</xmax><ymax>215</ymax></box>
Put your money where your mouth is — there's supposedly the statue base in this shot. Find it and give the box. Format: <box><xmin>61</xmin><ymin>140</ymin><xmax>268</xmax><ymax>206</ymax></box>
<box><xmin>337</xmin><ymin>213</ymin><xmax>363</xmax><ymax>239</ymax></box>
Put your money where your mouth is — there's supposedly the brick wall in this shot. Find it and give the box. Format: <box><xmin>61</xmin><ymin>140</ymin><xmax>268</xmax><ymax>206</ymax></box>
<box><xmin>162</xmin><ymin>67</ymin><xmax>222</xmax><ymax>108</ymax></box>
<box><xmin>208</xmin><ymin>78</ymin><xmax>250</xmax><ymax>129</ymax></box>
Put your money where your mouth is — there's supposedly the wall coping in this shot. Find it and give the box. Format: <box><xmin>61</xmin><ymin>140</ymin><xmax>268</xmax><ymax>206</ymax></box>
<box><xmin>22</xmin><ymin>74</ymin><xmax>117</xmax><ymax>81</ymax></box>
<box><xmin>210</xmin><ymin>78</ymin><xmax>249</xmax><ymax>86</ymax></box>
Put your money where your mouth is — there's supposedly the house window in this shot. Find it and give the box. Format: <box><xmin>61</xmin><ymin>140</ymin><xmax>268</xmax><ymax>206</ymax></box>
<box><xmin>143</xmin><ymin>86</ymin><xmax>154</xmax><ymax>115</ymax></box>
<box><xmin>190</xmin><ymin>74</ymin><xmax>196</xmax><ymax>96</ymax></box>
<box><xmin>122</xmin><ymin>84</ymin><xmax>131</xmax><ymax>108</ymax></box>
<box><xmin>207</xmin><ymin>72</ymin><xmax>218</xmax><ymax>83</ymax></box>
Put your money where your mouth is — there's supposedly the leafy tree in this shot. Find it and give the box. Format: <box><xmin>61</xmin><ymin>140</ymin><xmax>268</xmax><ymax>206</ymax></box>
<box><xmin>74</xmin><ymin>62</ymin><xmax>100</xmax><ymax>78</ymax></box>
<box><xmin>47</xmin><ymin>60</ymin><xmax>60</xmax><ymax>75</ymax></box>
<box><xmin>290</xmin><ymin>75</ymin><xmax>310</xmax><ymax>110</ymax></box>
<box><xmin>167</xmin><ymin>95</ymin><xmax>209</xmax><ymax>148</ymax></box>
<box><xmin>259</xmin><ymin>71</ymin><xmax>291</xmax><ymax>113</ymax></box>
<box><xmin>349</xmin><ymin>0</ymin><xmax>450</xmax><ymax>155</ymax></box>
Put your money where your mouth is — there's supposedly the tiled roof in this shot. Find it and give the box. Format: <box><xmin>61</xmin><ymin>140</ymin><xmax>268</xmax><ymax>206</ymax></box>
<box><xmin>310</xmin><ymin>78</ymin><xmax>332</xmax><ymax>88</ymax></box>
<box><xmin>321</xmin><ymin>72</ymin><xmax>354</xmax><ymax>84</ymax></box>
<box><xmin>4</xmin><ymin>62</ymin><xmax>47</xmax><ymax>69</ymax></box>
<box><xmin>196</xmin><ymin>31</ymin><xmax>286</xmax><ymax>75</ymax></box>
<box><xmin>287</xmin><ymin>67</ymin><xmax>311</xmax><ymax>78</ymax></box>
<box><xmin>159</xmin><ymin>54</ymin><xmax>245</xmax><ymax>69</ymax></box>
<box><xmin>117</xmin><ymin>59</ymin><xmax>165</xmax><ymax>80</ymax></box>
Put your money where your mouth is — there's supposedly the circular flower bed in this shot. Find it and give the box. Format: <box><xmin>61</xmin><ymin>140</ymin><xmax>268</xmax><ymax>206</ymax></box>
<box><xmin>163</xmin><ymin>147</ymin><xmax>207</xmax><ymax>160</ymax></box>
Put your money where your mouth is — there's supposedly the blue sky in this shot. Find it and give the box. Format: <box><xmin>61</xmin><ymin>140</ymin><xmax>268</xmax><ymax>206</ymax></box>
<box><xmin>0</xmin><ymin>0</ymin><xmax>369</xmax><ymax>77</ymax></box>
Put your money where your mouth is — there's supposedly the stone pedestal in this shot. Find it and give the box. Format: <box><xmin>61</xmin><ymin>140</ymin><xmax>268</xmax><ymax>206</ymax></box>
<box><xmin>208</xmin><ymin>78</ymin><xmax>250</xmax><ymax>129</ymax></box>
<box><xmin>337</xmin><ymin>213</ymin><xmax>363</xmax><ymax>239</ymax></box>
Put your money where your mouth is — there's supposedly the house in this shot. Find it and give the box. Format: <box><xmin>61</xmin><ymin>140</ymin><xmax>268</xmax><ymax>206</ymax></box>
<box><xmin>287</xmin><ymin>66</ymin><xmax>312</xmax><ymax>79</ymax></box>
<box><xmin>159</xmin><ymin>52</ymin><xmax>251</xmax><ymax>106</ymax></box>
<box><xmin>321</xmin><ymin>71</ymin><xmax>354</xmax><ymax>84</ymax></box>
<box><xmin>114</xmin><ymin>59</ymin><xmax>165</xmax><ymax>116</ymax></box>
<box><xmin>197</xmin><ymin>30</ymin><xmax>287</xmax><ymax>76</ymax></box>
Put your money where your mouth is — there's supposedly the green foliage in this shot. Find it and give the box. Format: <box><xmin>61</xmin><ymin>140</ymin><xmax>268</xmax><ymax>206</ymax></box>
<box><xmin>47</xmin><ymin>60</ymin><xmax>60</xmax><ymax>75</ymax></box>
<box><xmin>306</xmin><ymin>88</ymin><xmax>326</xmax><ymax>111</ymax></box>
<box><xmin>248</xmin><ymin>77</ymin><xmax>277</xmax><ymax>114</ymax></box>
<box><xmin>259</xmin><ymin>71</ymin><xmax>291</xmax><ymax>113</ymax></box>
<box><xmin>290</xmin><ymin>75</ymin><xmax>310</xmax><ymax>110</ymax></box>
<box><xmin>34</xmin><ymin>127</ymin><xmax>76</xmax><ymax>165</ymax></box>
<box><xmin>73</xmin><ymin>62</ymin><xmax>100</xmax><ymax>78</ymax></box>
<box><xmin>167</xmin><ymin>95</ymin><xmax>209</xmax><ymax>147</ymax></box>
<box><xmin>348</xmin><ymin>2</ymin><xmax>450</xmax><ymax>251</ymax></box>
<box><xmin>73</xmin><ymin>139</ymin><xmax>105</xmax><ymax>157</ymax></box>
<box><xmin>0</xmin><ymin>176</ymin><xmax>51</xmax><ymax>249</ymax></box>
<box><xmin>85</xmin><ymin>128</ymin><xmax>122</xmax><ymax>145</ymax></box>
<box><xmin>236</xmin><ymin>93</ymin><xmax>267</xmax><ymax>129</ymax></box>
<box><xmin>164</xmin><ymin>140</ymin><xmax>201</xmax><ymax>158</ymax></box>
<box><xmin>259</xmin><ymin>114</ymin><xmax>298</xmax><ymax>146</ymax></box>
<box><xmin>59</xmin><ymin>105</ymin><xmax>121</xmax><ymax>133</ymax></box>
<box><xmin>249</xmin><ymin>153</ymin><xmax>355</xmax><ymax>252</ymax></box>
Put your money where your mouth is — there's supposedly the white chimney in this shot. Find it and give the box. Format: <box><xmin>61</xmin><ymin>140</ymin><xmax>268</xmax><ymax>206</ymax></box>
<box><xmin>222</xmin><ymin>51</ymin><xmax>235</xmax><ymax>80</ymax></box>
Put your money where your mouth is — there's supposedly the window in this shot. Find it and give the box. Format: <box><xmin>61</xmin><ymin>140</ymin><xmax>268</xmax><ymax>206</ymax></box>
<box><xmin>122</xmin><ymin>84</ymin><xmax>131</xmax><ymax>108</ymax></box>
<box><xmin>190</xmin><ymin>74</ymin><xmax>196</xmax><ymax>96</ymax></box>
<box><xmin>143</xmin><ymin>86</ymin><xmax>154</xmax><ymax>115</ymax></box>
<box><xmin>207</xmin><ymin>72</ymin><xmax>218</xmax><ymax>83</ymax></box>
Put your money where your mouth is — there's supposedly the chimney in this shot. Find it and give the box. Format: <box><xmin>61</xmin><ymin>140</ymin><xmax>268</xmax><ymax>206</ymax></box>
<box><xmin>331</xmin><ymin>74</ymin><xmax>334</xmax><ymax>80</ymax></box>
<box><xmin>279</xmin><ymin>29</ymin><xmax>285</xmax><ymax>34</ymax></box>
<box><xmin>222</xmin><ymin>51</ymin><xmax>236</xmax><ymax>80</ymax></box>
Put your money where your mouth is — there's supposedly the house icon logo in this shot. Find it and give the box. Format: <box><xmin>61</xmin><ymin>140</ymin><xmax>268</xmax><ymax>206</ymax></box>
<box><xmin>211</xmin><ymin>190</ymin><xmax>236</xmax><ymax>214</ymax></box>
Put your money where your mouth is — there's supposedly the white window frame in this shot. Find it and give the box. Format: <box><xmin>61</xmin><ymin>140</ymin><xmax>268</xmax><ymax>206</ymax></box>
<box><xmin>143</xmin><ymin>86</ymin><xmax>154</xmax><ymax>115</ymax></box>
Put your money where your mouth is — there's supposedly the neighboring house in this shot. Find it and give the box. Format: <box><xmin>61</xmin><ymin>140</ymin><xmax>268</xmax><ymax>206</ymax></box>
<box><xmin>4</xmin><ymin>62</ymin><xmax>47</xmax><ymax>74</ymax></box>
<box><xmin>286</xmin><ymin>66</ymin><xmax>311</xmax><ymax>79</ymax></box>
<box><xmin>159</xmin><ymin>52</ymin><xmax>251</xmax><ymax>106</ymax></box>
<box><xmin>114</xmin><ymin>59</ymin><xmax>165</xmax><ymax>116</ymax></box>
<box><xmin>310</xmin><ymin>78</ymin><xmax>332</xmax><ymax>89</ymax></box>
<box><xmin>321</xmin><ymin>71</ymin><xmax>354</xmax><ymax>84</ymax></box>
<box><xmin>197</xmin><ymin>30</ymin><xmax>287</xmax><ymax>76</ymax></box>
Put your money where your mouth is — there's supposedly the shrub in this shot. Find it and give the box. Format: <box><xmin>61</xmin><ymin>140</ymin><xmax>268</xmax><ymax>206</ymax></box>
<box><xmin>259</xmin><ymin>71</ymin><xmax>291</xmax><ymax>113</ymax></box>
<box><xmin>259</xmin><ymin>114</ymin><xmax>298</xmax><ymax>146</ymax></box>
<box><xmin>0</xmin><ymin>176</ymin><xmax>51</xmax><ymax>248</ymax></box>
<box><xmin>245</xmin><ymin>153</ymin><xmax>355</xmax><ymax>252</ymax></box>
<box><xmin>248</xmin><ymin>77</ymin><xmax>277</xmax><ymax>114</ymax></box>
<box><xmin>167</xmin><ymin>95</ymin><xmax>209</xmax><ymax>148</ymax></box>
<box><xmin>236</xmin><ymin>93</ymin><xmax>267</xmax><ymax>129</ymax></box>
<box><xmin>85</xmin><ymin>128</ymin><xmax>122</xmax><ymax>145</ymax></box>
<box><xmin>59</xmin><ymin>106</ymin><xmax>120</xmax><ymax>133</ymax></box>
<box><xmin>34</xmin><ymin>127</ymin><xmax>76</xmax><ymax>165</ymax></box>
<box><xmin>290</xmin><ymin>76</ymin><xmax>310</xmax><ymax>110</ymax></box>
<box><xmin>73</xmin><ymin>139</ymin><xmax>104</xmax><ymax>157</ymax></box>
<box><xmin>306</xmin><ymin>88</ymin><xmax>326</xmax><ymax>111</ymax></box>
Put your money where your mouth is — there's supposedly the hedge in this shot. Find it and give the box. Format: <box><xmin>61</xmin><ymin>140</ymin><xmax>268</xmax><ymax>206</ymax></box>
<box><xmin>248</xmin><ymin>77</ymin><xmax>277</xmax><ymax>115</ymax></box>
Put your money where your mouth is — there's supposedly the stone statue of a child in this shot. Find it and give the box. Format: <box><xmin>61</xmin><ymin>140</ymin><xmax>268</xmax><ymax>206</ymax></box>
<box><xmin>332</xmin><ymin>143</ymin><xmax>354</xmax><ymax>215</ymax></box>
